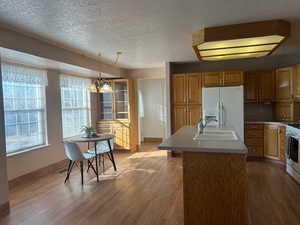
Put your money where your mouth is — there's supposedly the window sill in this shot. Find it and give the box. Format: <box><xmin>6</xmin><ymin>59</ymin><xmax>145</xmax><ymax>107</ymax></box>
<box><xmin>6</xmin><ymin>144</ymin><xmax>51</xmax><ymax>157</ymax></box>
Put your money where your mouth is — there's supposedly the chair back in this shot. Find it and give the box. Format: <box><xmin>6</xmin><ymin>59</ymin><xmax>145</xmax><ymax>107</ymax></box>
<box><xmin>96</xmin><ymin>138</ymin><xmax>114</xmax><ymax>154</ymax></box>
<box><xmin>63</xmin><ymin>141</ymin><xmax>85</xmax><ymax>161</ymax></box>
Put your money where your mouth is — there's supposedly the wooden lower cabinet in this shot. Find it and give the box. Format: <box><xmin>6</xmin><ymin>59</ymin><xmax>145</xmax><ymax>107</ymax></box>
<box><xmin>245</xmin><ymin>123</ymin><xmax>286</xmax><ymax>162</ymax></box>
<box><xmin>187</xmin><ymin>105</ymin><xmax>202</xmax><ymax>126</ymax></box>
<box><xmin>264</xmin><ymin>125</ymin><xmax>280</xmax><ymax>160</ymax></box>
<box><xmin>97</xmin><ymin>120</ymin><xmax>137</xmax><ymax>151</ymax></box>
<box><xmin>172</xmin><ymin>104</ymin><xmax>202</xmax><ymax>133</ymax></box>
<box><xmin>245</xmin><ymin>124</ymin><xmax>264</xmax><ymax>158</ymax></box>
<box><xmin>172</xmin><ymin>105</ymin><xmax>187</xmax><ymax>133</ymax></box>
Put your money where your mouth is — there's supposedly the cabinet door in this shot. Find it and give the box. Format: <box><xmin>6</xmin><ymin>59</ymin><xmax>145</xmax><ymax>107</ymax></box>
<box><xmin>113</xmin><ymin>123</ymin><xmax>130</xmax><ymax>150</ymax></box>
<box><xmin>172</xmin><ymin>74</ymin><xmax>186</xmax><ymax>104</ymax></box>
<box><xmin>187</xmin><ymin>105</ymin><xmax>202</xmax><ymax>126</ymax></box>
<box><xmin>222</xmin><ymin>71</ymin><xmax>244</xmax><ymax>86</ymax></box>
<box><xmin>260</xmin><ymin>70</ymin><xmax>275</xmax><ymax>102</ymax></box>
<box><xmin>187</xmin><ymin>73</ymin><xmax>202</xmax><ymax>104</ymax></box>
<box><xmin>172</xmin><ymin>105</ymin><xmax>187</xmax><ymax>133</ymax></box>
<box><xmin>275</xmin><ymin>102</ymin><xmax>292</xmax><ymax>122</ymax></box>
<box><xmin>293</xmin><ymin>65</ymin><xmax>300</xmax><ymax>99</ymax></box>
<box><xmin>264</xmin><ymin>125</ymin><xmax>280</xmax><ymax>160</ymax></box>
<box><xmin>244</xmin><ymin>72</ymin><xmax>258</xmax><ymax>103</ymax></box>
<box><xmin>114</xmin><ymin>80</ymin><xmax>129</xmax><ymax>119</ymax></box>
<box><xmin>276</xmin><ymin>68</ymin><xmax>293</xmax><ymax>101</ymax></box>
<box><xmin>202</xmin><ymin>72</ymin><xmax>222</xmax><ymax>87</ymax></box>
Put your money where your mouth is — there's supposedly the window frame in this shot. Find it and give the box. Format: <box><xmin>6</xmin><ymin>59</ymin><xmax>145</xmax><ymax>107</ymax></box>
<box><xmin>60</xmin><ymin>76</ymin><xmax>91</xmax><ymax>139</ymax></box>
<box><xmin>3</xmin><ymin>80</ymin><xmax>49</xmax><ymax>156</ymax></box>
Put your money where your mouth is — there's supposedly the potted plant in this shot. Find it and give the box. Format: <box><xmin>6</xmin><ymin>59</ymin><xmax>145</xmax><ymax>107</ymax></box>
<box><xmin>81</xmin><ymin>126</ymin><xmax>96</xmax><ymax>138</ymax></box>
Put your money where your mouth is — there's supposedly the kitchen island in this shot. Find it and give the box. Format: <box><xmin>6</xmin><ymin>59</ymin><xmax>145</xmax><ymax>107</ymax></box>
<box><xmin>158</xmin><ymin>126</ymin><xmax>248</xmax><ymax>225</ymax></box>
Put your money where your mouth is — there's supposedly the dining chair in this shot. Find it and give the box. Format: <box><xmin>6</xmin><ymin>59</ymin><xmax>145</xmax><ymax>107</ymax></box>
<box><xmin>86</xmin><ymin>139</ymin><xmax>117</xmax><ymax>173</ymax></box>
<box><xmin>63</xmin><ymin>141</ymin><xmax>97</xmax><ymax>185</ymax></box>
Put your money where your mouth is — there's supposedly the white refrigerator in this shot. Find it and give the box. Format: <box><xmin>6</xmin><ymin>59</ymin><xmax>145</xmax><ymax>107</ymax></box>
<box><xmin>202</xmin><ymin>86</ymin><xmax>244</xmax><ymax>141</ymax></box>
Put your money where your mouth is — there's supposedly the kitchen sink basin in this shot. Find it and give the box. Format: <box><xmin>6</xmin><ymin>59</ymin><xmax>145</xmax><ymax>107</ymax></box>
<box><xmin>193</xmin><ymin>130</ymin><xmax>238</xmax><ymax>141</ymax></box>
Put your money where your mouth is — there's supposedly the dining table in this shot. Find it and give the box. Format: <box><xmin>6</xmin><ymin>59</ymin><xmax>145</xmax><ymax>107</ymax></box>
<box><xmin>68</xmin><ymin>133</ymin><xmax>116</xmax><ymax>182</ymax></box>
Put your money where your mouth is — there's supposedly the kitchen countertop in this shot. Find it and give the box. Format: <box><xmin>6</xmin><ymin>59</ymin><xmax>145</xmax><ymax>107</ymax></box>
<box><xmin>245</xmin><ymin>121</ymin><xmax>287</xmax><ymax>125</ymax></box>
<box><xmin>158</xmin><ymin>126</ymin><xmax>247</xmax><ymax>154</ymax></box>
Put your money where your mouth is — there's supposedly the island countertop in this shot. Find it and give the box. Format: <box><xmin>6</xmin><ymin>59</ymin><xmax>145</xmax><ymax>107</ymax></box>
<box><xmin>158</xmin><ymin>126</ymin><xmax>247</xmax><ymax>154</ymax></box>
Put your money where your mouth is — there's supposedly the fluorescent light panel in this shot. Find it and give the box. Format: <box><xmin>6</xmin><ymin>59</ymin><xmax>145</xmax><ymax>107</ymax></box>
<box><xmin>202</xmin><ymin>52</ymin><xmax>269</xmax><ymax>61</ymax></box>
<box><xmin>199</xmin><ymin>44</ymin><xmax>277</xmax><ymax>57</ymax></box>
<box><xmin>198</xmin><ymin>35</ymin><xmax>284</xmax><ymax>50</ymax></box>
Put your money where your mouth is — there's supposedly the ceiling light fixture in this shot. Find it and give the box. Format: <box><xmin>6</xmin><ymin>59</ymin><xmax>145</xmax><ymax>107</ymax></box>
<box><xmin>192</xmin><ymin>20</ymin><xmax>290</xmax><ymax>61</ymax></box>
<box><xmin>89</xmin><ymin>51</ymin><xmax>122</xmax><ymax>93</ymax></box>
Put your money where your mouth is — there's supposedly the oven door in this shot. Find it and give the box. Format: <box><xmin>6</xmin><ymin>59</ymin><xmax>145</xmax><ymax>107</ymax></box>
<box><xmin>287</xmin><ymin>136</ymin><xmax>300</xmax><ymax>171</ymax></box>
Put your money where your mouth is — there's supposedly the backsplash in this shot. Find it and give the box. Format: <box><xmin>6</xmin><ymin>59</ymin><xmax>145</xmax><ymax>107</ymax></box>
<box><xmin>244</xmin><ymin>103</ymin><xmax>275</xmax><ymax>121</ymax></box>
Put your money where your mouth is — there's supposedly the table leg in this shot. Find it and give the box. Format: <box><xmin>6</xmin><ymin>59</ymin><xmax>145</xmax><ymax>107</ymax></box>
<box><xmin>95</xmin><ymin>142</ymin><xmax>99</xmax><ymax>182</ymax></box>
<box><xmin>107</xmin><ymin>139</ymin><xmax>117</xmax><ymax>171</ymax></box>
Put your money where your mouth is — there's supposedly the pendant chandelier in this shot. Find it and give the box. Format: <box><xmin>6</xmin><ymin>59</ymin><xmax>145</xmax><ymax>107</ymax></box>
<box><xmin>89</xmin><ymin>73</ymin><xmax>113</xmax><ymax>93</ymax></box>
<box><xmin>89</xmin><ymin>51</ymin><xmax>122</xmax><ymax>93</ymax></box>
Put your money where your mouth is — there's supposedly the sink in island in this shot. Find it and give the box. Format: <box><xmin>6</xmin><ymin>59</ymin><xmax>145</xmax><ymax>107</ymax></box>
<box><xmin>158</xmin><ymin>126</ymin><xmax>248</xmax><ymax>225</ymax></box>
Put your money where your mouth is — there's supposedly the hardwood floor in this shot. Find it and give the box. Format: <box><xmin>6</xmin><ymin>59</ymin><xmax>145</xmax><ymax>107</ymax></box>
<box><xmin>1</xmin><ymin>143</ymin><xmax>300</xmax><ymax>225</ymax></box>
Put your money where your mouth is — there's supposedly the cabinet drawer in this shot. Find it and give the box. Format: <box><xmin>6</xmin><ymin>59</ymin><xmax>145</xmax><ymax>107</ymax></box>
<box><xmin>245</xmin><ymin>124</ymin><xmax>264</xmax><ymax>130</ymax></box>
<box><xmin>247</xmin><ymin>146</ymin><xmax>264</xmax><ymax>157</ymax></box>
<box><xmin>245</xmin><ymin>138</ymin><xmax>264</xmax><ymax>146</ymax></box>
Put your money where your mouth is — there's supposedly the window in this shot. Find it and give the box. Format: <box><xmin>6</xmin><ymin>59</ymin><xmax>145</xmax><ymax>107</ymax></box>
<box><xmin>60</xmin><ymin>75</ymin><xmax>91</xmax><ymax>138</ymax></box>
<box><xmin>1</xmin><ymin>63</ymin><xmax>48</xmax><ymax>154</ymax></box>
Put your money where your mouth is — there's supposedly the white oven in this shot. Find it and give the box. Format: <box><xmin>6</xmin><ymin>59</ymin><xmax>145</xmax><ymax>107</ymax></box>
<box><xmin>286</xmin><ymin>126</ymin><xmax>300</xmax><ymax>183</ymax></box>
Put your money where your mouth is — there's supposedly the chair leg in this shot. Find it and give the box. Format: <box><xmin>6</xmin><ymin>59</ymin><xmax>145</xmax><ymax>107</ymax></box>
<box><xmin>107</xmin><ymin>140</ymin><xmax>117</xmax><ymax>171</ymax></box>
<box><xmin>65</xmin><ymin>161</ymin><xmax>75</xmax><ymax>183</ymax></box>
<box><xmin>80</xmin><ymin>161</ymin><xmax>84</xmax><ymax>185</ymax></box>
<box><xmin>102</xmin><ymin>154</ymin><xmax>105</xmax><ymax>174</ymax></box>
<box><xmin>87</xmin><ymin>157</ymin><xmax>94</xmax><ymax>172</ymax></box>
<box><xmin>88</xmin><ymin>160</ymin><xmax>98</xmax><ymax>176</ymax></box>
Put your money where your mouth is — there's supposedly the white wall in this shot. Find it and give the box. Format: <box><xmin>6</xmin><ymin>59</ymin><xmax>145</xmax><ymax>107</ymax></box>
<box><xmin>138</xmin><ymin>79</ymin><xmax>165</xmax><ymax>141</ymax></box>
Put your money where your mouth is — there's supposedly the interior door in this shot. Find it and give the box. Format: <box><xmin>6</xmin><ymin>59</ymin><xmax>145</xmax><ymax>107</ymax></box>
<box><xmin>220</xmin><ymin>86</ymin><xmax>244</xmax><ymax>140</ymax></box>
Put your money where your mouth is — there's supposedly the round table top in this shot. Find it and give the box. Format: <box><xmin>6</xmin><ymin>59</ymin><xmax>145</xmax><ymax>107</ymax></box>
<box><xmin>68</xmin><ymin>133</ymin><xmax>115</xmax><ymax>143</ymax></box>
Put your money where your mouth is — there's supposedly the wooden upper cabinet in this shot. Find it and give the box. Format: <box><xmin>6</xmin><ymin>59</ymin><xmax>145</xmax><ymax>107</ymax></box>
<box><xmin>222</xmin><ymin>71</ymin><xmax>244</xmax><ymax>86</ymax></box>
<box><xmin>187</xmin><ymin>73</ymin><xmax>202</xmax><ymax>104</ymax></box>
<box><xmin>172</xmin><ymin>105</ymin><xmax>187</xmax><ymax>133</ymax></box>
<box><xmin>203</xmin><ymin>71</ymin><xmax>243</xmax><ymax>87</ymax></box>
<box><xmin>244</xmin><ymin>70</ymin><xmax>275</xmax><ymax>103</ymax></box>
<box><xmin>202</xmin><ymin>72</ymin><xmax>222</xmax><ymax>87</ymax></box>
<box><xmin>275</xmin><ymin>102</ymin><xmax>292</xmax><ymax>122</ymax></box>
<box><xmin>260</xmin><ymin>70</ymin><xmax>275</xmax><ymax>102</ymax></box>
<box><xmin>293</xmin><ymin>65</ymin><xmax>300</xmax><ymax>99</ymax></box>
<box><xmin>172</xmin><ymin>74</ymin><xmax>186</xmax><ymax>104</ymax></box>
<box><xmin>264</xmin><ymin>125</ymin><xmax>280</xmax><ymax>160</ymax></box>
<box><xmin>276</xmin><ymin>67</ymin><xmax>293</xmax><ymax>101</ymax></box>
<box><xmin>187</xmin><ymin>105</ymin><xmax>202</xmax><ymax>126</ymax></box>
<box><xmin>244</xmin><ymin>72</ymin><xmax>258</xmax><ymax>103</ymax></box>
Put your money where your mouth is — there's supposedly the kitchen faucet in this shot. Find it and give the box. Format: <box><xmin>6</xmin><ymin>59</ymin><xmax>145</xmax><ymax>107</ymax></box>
<box><xmin>197</xmin><ymin>117</ymin><xmax>218</xmax><ymax>135</ymax></box>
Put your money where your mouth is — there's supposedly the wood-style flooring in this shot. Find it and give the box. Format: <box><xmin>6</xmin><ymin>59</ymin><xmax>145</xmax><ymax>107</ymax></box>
<box><xmin>1</xmin><ymin>143</ymin><xmax>300</xmax><ymax>225</ymax></box>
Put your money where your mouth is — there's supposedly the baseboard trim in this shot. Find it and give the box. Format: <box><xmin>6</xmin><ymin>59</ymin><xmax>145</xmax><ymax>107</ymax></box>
<box><xmin>0</xmin><ymin>201</ymin><xmax>10</xmax><ymax>217</ymax></box>
<box><xmin>143</xmin><ymin>137</ymin><xmax>163</xmax><ymax>143</ymax></box>
<box><xmin>9</xmin><ymin>159</ymin><xmax>68</xmax><ymax>189</ymax></box>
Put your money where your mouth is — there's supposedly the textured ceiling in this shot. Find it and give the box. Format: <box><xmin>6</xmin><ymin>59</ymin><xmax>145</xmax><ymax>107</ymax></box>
<box><xmin>0</xmin><ymin>0</ymin><xmax>300</xmax><ymax>68</ymax></box>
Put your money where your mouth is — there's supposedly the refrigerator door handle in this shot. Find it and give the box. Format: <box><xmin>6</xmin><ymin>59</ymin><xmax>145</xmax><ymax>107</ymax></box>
<box><xmin>220</xmin><ymin>102</ymin><xmax>224</xmax><ymax>126</ymax></box>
